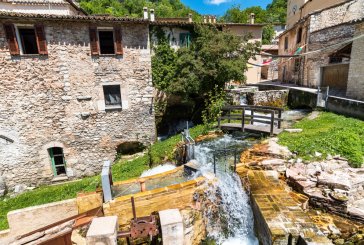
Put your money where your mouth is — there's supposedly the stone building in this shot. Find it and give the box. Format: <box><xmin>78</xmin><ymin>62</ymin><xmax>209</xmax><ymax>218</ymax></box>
<box><xmin>0</xmin><ymin>0</ymin><xmax>86</xmax><ymax>16</ymax></box>
<box><xmin>278</xmin><ymin>0</ymin><xmax>364</xmax><ymax>100</ymax></box>
<box><xmin>0</xmin><ymin>12</ymin><xmax>156</xmax><ymax>190</ymax></box>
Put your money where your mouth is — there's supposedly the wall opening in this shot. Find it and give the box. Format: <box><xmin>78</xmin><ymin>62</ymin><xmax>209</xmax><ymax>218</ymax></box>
<box><xmin>48</xmin><ymin>147</ymin><xmax>66</xmax><ymax>176</ymax></box>
<box><xmin>116</xmin><ymin>142</ymin><xmax>146</xmax><ymax>157</ymax></box>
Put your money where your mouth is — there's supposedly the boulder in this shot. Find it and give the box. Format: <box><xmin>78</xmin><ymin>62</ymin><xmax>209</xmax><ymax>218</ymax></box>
<box><xmin>284</xmin><ymin>128</ymin><xmax>303</xmax><ymax>133</ymax></box>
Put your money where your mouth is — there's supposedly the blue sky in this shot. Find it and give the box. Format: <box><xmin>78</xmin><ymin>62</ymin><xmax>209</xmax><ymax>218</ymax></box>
<box><xmin>180</xmin><ymin>0</ymin><xmax>272</xmax><ymax>16</ymax></box>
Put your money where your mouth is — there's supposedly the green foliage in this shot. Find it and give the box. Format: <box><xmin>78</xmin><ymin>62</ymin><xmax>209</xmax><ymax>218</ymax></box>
<box><xmin>152</xmin><ymin>25</ymin><xmax>260</xmax><ymax>98</ymax></box>
<box><xmin>279</xmin><ymin>112</ymin><xmax>364</xmax><ymax>167</ymax></box>
<box><xmin>262</xmin><ymin>24</ymin><xmax>275</xmax><ymax>45</ymax></box>
<box><xmin>79</xmin><ymin>0</ymin><xmax>201</xmax><ymax>20</ymax></box>
<box><xmin>0</xmin><ymin>125</ymin><xmax>206</xmax><ymax>230</ymax></box>
<box><xmin>202</xmin><ymin>87</ymin><xmax>226</xmax><ymax>131</ymax></box>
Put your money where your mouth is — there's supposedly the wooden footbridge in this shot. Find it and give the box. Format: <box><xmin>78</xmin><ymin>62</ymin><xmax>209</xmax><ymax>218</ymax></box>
<box><xmin>218</xmin><ymin>105</ymin><xmax>284</xmax><ymax>136</ymax></box>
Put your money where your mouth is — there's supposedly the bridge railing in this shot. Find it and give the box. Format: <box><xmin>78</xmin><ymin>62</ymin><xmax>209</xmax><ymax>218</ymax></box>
<box><xmin>217</xmin><ymin>105</ymin><xmax>284</xmax><ymax>136</ymax></box>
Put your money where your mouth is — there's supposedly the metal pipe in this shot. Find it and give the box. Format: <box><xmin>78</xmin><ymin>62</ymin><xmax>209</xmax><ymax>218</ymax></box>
<box><xmin>234</xmin><ymin>147</ymin><xmax>237</xmax><ymax>172</ymax></box>
<box><xmin>213</xmin><ymin>154</ymin><xmax>216</xmax><ymax>174</ymax></box>
<box><xmin>131</xmin><ymin>197</ymin><xmax>137</xmax><ymax>221</ymax></box>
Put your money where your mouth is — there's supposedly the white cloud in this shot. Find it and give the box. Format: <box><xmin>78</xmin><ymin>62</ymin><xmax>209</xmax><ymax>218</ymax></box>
<box><xmin>204</xmin><ymin>0</ymin><xmax>231</xmax><ymax>5</ymax></box>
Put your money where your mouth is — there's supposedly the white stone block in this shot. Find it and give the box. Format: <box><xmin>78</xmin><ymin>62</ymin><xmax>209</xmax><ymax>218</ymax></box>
<box><xmin>86</xmin><ymin>216</ymin><xmax>118</xmax><ymax>245</ymax></box>
<box><xmin>159</xmin><ymin>209</ymin><xmax>184</xmax><ymax>245</ymax></box>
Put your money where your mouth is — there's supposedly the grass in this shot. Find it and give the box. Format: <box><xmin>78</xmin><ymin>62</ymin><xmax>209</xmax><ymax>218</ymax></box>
<box><xmin>0</xmin><ymin>125</ymin><xmax>206</xmax><ymax>231</ymax></box>
<box><xmin>278</xmin><ymin>112</ymin><xmax>364</xmax><ymax>167</ymax></box>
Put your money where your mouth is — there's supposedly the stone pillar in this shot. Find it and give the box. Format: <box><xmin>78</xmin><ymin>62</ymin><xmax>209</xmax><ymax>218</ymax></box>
<box><xmin>143</xmin><ymin>7</ymin><xmax>148</xmax><ymax>20</ymax></box>
<box><xmin>86</xmin><ymin>216</ymin><xmax>118</xmax><ymax>245</ymax></box>
<box><xmin>101</xmin><ymin>161</ymin><xmax>112</xmax><ymax>203</ymax></box>
<box><xmin>159</xmin><ymin>209</ymin><xmax>184</xmax><ymax>245</ymax></box>
<box><xmin>150</xmin><ymin>9</ymin><xmax>155</xmax><ymax>22</ymax></box>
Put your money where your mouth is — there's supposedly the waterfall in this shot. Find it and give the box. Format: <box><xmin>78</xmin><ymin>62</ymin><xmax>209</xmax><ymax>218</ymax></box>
<box><xmin>193</xmin><ymin>135</ymin><xmax>258</xmax><ymax>245</ymax></box>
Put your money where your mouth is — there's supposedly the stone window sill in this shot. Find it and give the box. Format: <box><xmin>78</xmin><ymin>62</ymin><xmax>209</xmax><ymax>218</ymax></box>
<box><xmin>51</xmin><ymin>176</ymin><xmax>69</xmax><ymax>182</ymax></box>
<box><xmin>105</xmin><ymin>105</ymin><xmax>123</xmax><ymax>111</ymax></box>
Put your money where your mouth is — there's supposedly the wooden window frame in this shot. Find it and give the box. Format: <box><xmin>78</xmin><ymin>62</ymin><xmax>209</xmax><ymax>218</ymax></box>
<box><xmin>14</xmin><ymin>24</ymin><xmax>48</xmax><ymax>55</ymax></box>
<box><xmin>89</xmin><ymin>26</ymin><xmax>123</xmax><ymax>56</ymax></box>
<box><xmin>48</xmin><ymin>147</ymin><xmax>67</xmax><ymax>176</ymax></box>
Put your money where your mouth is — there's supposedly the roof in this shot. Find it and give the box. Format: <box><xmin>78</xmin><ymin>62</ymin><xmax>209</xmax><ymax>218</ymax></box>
<box><xmin>0</xmin><ymin>11</ymin><xmax>148</xmax><ymax>23</ymax></box>
<box><xmin>0</xmin><ymin>11</ymin><xmax>265</xmax><ymax>27</ymax></box>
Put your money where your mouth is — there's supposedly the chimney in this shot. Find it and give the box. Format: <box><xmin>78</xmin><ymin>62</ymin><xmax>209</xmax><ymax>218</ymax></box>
<box><xmin>143</xmin><ymin>7</ymin><xmax>148</xmax><ymax>20</ymax></box>
<box><xmin>188</xmin><ymin>13</ymin><xmax>193</xmax><ymax>23</ymax></box>
<box><xmin>203</xmin><ymin>16</ymin><xmax>207</xmax><ymax>23</ymax></box>
<box><xmin>150</xmin><ymin>9</ymin><xmax>155</xmax><ymax>22</ymax></box>
<box><xmin>212</xmin><ymin>16</ymin><xmax>216</xmax><ymax>24</ymax></box>
<box><xmin>208</xmin><ymin>15</ymin><xmax>212</xmax><ymax>23</ymax></box>
<box><xmin>250</xmin><ymin>13</ymin><xmax>255</xmax><ymax>24</ymax></box>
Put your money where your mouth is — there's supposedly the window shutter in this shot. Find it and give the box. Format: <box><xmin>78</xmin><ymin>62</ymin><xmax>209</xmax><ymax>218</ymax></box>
<box><xmin>35</xmin><ymin>24</ymin><xmax>48</xmax><ymax>55</ymax></box>
<box><xmin>3</xmin><ymin>23</ymin><xmax>20</xmax><ymax>55</ymax></box>
<box><xmin>114</xmin><ymin>27</ymin><xmax>123</xmax><ymax>55</ymax></box>
<box><xmin>89</xmin><ymin>26</ymin><xmax>99</xmax><ymax>55</ymax></box>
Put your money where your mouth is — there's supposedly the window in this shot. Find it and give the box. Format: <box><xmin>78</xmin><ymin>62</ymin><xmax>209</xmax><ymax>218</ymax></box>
<box><xmin>284</xmin><ymin>36</ymin><xmax>289</xmax><ymax>50</ymax></box>
<box><xmin>180</xmin><ymin>33</ymin><xmax>191</xmax><ymax>47</ymax></box>
<box><xmin>99</xmin><ymin>30</ymin><xmax>115</xmax><ymax>54</ymax></box>
<box><xmin>103</xmin><ymin>85</ymin><xmax>122</xmax><ymax>108</ymax></box>
<box><xmin>18</xmin><ymin>27</ymin><xmax>39</xmax><ymax>54</ymax></box>
<box><xmin>89</xmin><ymin>26</ymin><xmax>123</xmax><ymax>55</ymax></box>
<box><xmin>3</xmin><ymin>23</ymin><xmax>48</xmax><ymax>55</ymax></box>
<box><xmin>48</xmin><ymin>147</ymin><xmax>66</xmax><ymax>176</ymax></box>
<box><xmin>296</xmin><ymin>27</ymin><xmax>303</xmax><ymax>44</ymax></box>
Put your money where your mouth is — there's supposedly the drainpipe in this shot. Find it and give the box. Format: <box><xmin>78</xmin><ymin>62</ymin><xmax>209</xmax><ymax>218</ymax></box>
<box><xmin>143</xmin><ymin>7</ymin><xmax>148</xmax><ymax>20</ymax></box>
<box><xmin>150</xmin><ymin>9</ymin><xmax>155</xmax><ymax>22</ymax></box>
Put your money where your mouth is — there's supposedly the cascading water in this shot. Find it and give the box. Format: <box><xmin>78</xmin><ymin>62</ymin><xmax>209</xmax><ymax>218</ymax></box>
<box><xmin>193</xmin><ymin>135</ymin><xmax>259</xmax><ymax>245</ymax></box>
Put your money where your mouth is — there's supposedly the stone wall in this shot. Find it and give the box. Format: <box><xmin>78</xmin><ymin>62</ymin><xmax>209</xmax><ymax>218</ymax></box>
<box><xmin>0</xmin><ymin>19</ymin><xmax>156</xmax><ymax>190</ymax></box>
<box><xmin>246</xmin><ymin>90</ymin><xmax>289</xmax><ymax>107</ymax></box>
<box><xmin>346</xmin><ymin>22</ymin><xmax>364</xmax><ymax>100</ymax></box>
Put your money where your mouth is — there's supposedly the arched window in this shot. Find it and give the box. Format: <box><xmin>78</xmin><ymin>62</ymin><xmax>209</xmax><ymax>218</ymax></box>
<box><xmin>48</xmin><ymin>147</ymin><xmax>66</xmax><ymax>176</ymax></box>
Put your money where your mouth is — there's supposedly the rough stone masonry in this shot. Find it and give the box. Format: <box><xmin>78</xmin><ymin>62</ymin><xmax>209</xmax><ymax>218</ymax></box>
<box><xmin>0</xmin><ymin>15</ymin><xmax>156</xmax><ymax>191</ymax></box>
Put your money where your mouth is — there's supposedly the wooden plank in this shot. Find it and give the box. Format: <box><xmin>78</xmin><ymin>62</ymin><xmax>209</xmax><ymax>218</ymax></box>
<box><xmin>220</xmin><ymin>123</ymin><xmax>283</xmax><ymax>135</ymax></box>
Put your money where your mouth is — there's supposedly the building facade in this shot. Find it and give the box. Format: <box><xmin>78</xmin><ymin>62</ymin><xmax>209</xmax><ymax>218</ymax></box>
<box><xmin>0</xmin><ymin>0</ymin><xmax>86</xmax><ymax>16</ymax></box>
<box><xmin>279</xmin><ymin>0</ymin><xmax>364</xmax><ymax>100</ymax></box>
<box><xmin>0</xmin><ymin>12</ymin><xmax>156</xmax><ymax>190</ymax></box>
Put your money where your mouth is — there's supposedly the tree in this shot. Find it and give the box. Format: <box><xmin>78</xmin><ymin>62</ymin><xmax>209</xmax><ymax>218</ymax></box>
<box><xmin>152</xmin><ymin>25</ymin><xmax>260</xmax><ymax>98</ymax></box>
<box><xmin>262</xmin><ymin>24</ymin><xmax>275</xmax><ymax>44</ymax></box>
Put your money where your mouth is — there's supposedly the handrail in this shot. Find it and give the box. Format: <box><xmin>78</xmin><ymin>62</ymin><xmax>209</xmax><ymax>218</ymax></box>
<box><xmin>218</xmin><ymin>105</ymin><xmax>283</xmax><ymax>136</ymax></box>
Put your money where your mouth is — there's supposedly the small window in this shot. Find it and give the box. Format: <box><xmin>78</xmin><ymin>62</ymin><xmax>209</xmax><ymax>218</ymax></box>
<box><xmin>284</xmin><ymin>36</ymin><xmax>289</xmax><ymax>50</ymax></box>
<box><xmin>98</xmin><ymin>30</ymin><xmax>115</xmax><ymax>54</ymax></box>
<box><xmin>180</xmin><ymin>33</ymin><xmax>191</xmax><ymax>47</ymax></box>
<box><xmin>296</xmin><ymin>27</ymin><xmax>303</xmax><ymax>44</ymax></box>
<box><xmin>18</xmin><ymin>27</ymin><xmax>39</xmax><ymax>54</ymax></box>
<box><xmin>103</xmin><ymin>85</ymin><xmax>122</xmax><ymax>108</ymax></box>
<box><xmin>48</xmin><ymin>147</ymin><xmax>66</xmax><ymax>176</ymax></box>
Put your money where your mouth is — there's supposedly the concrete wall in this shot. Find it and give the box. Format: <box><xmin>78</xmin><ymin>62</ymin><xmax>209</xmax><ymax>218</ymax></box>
<box><xmin>103</xmin><ymin>177</ymin><xmax>206</xmax><ymax>227</ymax></box>
<box><xmin>327</xmin><ymin>96</ymin><xmax>364</xmax><ymax>120</ymax></box>
<box><xmin>346</xmin><ymin>22</ymin><xmax>364</xmax><ymax>100</ymax></box>
<box><xmin>0</xmin><ymin>20</ymin><xmax>156</xmax><ymax>189</ymax></box>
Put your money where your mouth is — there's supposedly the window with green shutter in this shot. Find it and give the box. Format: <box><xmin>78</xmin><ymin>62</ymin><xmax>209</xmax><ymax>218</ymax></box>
<box><xmin>48</xmin><ymin>147</ymin><xmax>66</xmax><ymax>176</ymax></box>
<box><xmin>179</xmin><ymin>33</ymin><xmax>191</xmax><ymax>47</ymax></box>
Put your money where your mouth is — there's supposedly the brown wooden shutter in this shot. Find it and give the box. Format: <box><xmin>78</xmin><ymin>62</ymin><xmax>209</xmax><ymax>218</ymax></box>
<box><xmin>35</xmin><ymin>24</ymin><xmax>48</xmax><ymax>55</ymax></box>
<box><xmin>3</xmin><ymin>23</ymin><xmax>20</xmax><ymax>55</ymax></box>
<box><xmin>89</xmin><ymin>26</ymin><xmax>99</xmax><ymax>55</ymax></box>
<box><xmin>114</xmin><ymin>27</ymin><xmax>123</xmax><ymax>55</ymax></box>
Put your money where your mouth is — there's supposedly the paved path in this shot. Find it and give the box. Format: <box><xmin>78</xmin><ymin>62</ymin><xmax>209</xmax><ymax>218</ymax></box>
<box><xmin>236</xmin><ymin>166</ymin><xmax>333</xmax><ymax>244</ymax></box>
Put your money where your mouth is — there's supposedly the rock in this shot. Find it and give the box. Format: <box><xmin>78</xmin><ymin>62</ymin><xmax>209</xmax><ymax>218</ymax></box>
<box><xmin>328</xmin><ymin>224</ymin><xmax>341</xmax><ymax>235</ymax></box>
<box><xmin>0</xmin><ymin>176</ymin><xmax>6</xmax><ymax>197</ymax></box>
<box><xmin>296</xmin><ymin>158</ymin><xmax>303</xmax><ymax>164</ymax></box>
<box><xmin>327</xmin><ymin>154</ymin><xmax>333</xmax><ymax>160</ymax></box>
<box><xmin>14</xmin><ymin>184</ymin><xmax>27</xmax><ymax>194</ymax></box>
<box><xmin>333</xmin><ymin>238</ymin><xmax>345</xmax><ymax>245</ymax></box>
<box><xmin>284</xmin><ymin>128</ymin><xmax>303</xmax><ymax>133</ymax></box>
<box><xmin>315</xmin><ymin>152</ymin><xmax>322</xmax><ymax>157</ymax></box>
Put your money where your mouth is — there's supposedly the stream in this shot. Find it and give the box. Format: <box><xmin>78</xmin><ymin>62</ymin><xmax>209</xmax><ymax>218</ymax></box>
<box><xmin>193</xmin><ymin>135</ymin><xmax>259</xmax><ymax>245</ymax></box>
